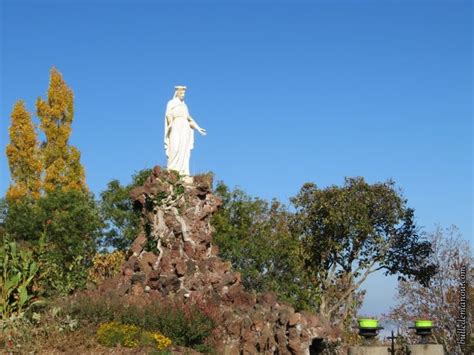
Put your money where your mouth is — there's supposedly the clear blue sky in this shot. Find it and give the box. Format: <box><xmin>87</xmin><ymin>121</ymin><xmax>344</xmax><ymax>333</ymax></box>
<box><xmin>1</xmin><ymin>0</ymin><xmax>472</xmax><ymax>316</ymax></box>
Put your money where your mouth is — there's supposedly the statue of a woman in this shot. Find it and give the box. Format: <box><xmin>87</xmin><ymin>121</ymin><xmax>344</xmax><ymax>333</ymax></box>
<box><xmin>164</xmin><ymin>86</ymin><xmax>206</xmax><ymax>176</ymax></box>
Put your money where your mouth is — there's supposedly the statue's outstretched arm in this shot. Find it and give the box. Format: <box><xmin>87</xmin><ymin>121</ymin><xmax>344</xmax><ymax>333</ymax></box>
<box><xmin>189</xmin><ymin>115</ymin><xmax>207</xmax><ymax>136</ymax></box>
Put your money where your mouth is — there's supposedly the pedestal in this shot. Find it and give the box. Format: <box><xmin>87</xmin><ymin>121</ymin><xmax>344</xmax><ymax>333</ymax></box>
<box><xmin>408</xmin><ymin>344</ymin><xmax>444</xmax><ymax>355</ymax></box>
<box><xmin>347</xmin><ymin>346</ymin><xmax>388</xmax><ymax>355</ymax></box>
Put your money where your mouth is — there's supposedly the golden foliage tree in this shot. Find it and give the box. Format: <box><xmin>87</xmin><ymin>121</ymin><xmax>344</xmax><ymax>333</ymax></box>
<box><xmin>36</xmin><ymin>67</ymin><xmax>86</xmax><ymax>192</ymax></box>
<box><xmin>5</xmin><ymin>100</ymin><xmax>42</xmax><ymax>201</ymax></box>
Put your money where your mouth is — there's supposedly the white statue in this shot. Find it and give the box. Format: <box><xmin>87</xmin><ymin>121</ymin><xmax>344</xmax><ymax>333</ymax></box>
<box><xmin>164</xmin><ymin>86</ymin><xmax>206</xmax><ymax>176</ymax></box>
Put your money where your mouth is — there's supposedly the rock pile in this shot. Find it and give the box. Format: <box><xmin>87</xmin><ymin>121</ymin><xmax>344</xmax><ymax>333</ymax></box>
<box><xmin>101</xmin><ymin>166</ymin><xmax>338</xmax><ymax>354</ymax></box>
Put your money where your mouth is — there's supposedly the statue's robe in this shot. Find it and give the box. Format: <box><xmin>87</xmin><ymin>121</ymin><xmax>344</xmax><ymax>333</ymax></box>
<box><xmin>164</xmin><ymin>97</ymin><xmax>194</xmax><ymax>176</ymax></box>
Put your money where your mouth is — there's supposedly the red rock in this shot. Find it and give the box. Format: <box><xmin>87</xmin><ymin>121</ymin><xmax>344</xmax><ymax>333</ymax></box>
<box><xmin>227</xmin><ymin>320</ymin><xmax>242</xmax><ymax>336</ymax></box>
<box><xmin>99</xmin><ymin>165</ymin><xmax>336</xmax><ymax>353</ymax></box>
<box><xmin>131</xmin><ymin>284</ymin><xmax>144</xmax><ymax>296</ymax></box>
<box><xmin>208</xmin><ymin>272</ymin><xmax>221</xmax><ymax>284</ymax></box>
<box><xmin>130</xmin><ymin>232</ymin><xmax>147</xmax><ymax>255</ymax></box>
<box><xmin>211</xmin><ymin>244</ymin><xmax>219</xmax><ymax>255</ymax></box>
<box><xmin>184</xmin><ymin>242</ymin><xmax>195</xmax><ymax>257</ymax></box>
<box><xmin>306</xmin><ymin>314</ymin><xmax>322</xmax><ymax>328</ymax></box>
<box><xmin>242</xmin><ymin>341</ymin><xmax>256</xmax><ymax>354</ymax></box>
<box><xmin>129</xmin><ymin>186</ymin><xmax>145</xmax><ymax>205</ymax></box>
<box><xmin>258</xmin><ymin>292</ymin><xmax>277</xmax><ymax>306</ymax></box>
<box><xmin>288</xmin><ymin>338</ymin><xmax>301</xmax><ymax>354</ymax></box>
<box><xmin>123</xmin><ymin>256</ymin><xmax>140</xmax><ymax>272</ymax></box>
<box><xmin>175</xmin><ymin>261</ymin><xmax>187</xmax><ymax>276</ymax></box>
<box><xmin>220</xmin><ymin>272</ymin><xmax>237</xmax><ymax>286</ymax></box>
<box><xmin>170</xmin><ymin>248</ymin><xmax>181</xmax><ymax>259</ymax></box>
<box><xmin>116</xmin><ymin>278</ymin><xmax>131</xmax><ymax>296</ymax></box>
<box><xmin>251</xmin><ymin>312</ymin><xmax>265</xmax><ymax>332</ymax></box>
<box><xmin>288</xmin><ymin>312</ymin><xmax>301</xmax><ymax>327</ymax></box>
<box><xmin>139</xmin><ymin>252</ymin><xmax>157</xmax><ymax>273</ymax></box>
<box><xmin>288</xmin><ymin>327</ymin><xmax>299</xmax><ymax>339</ymax></box>
<box><xmin>123</xmin><ymin>268</ymin><xmax>134</xmax><ymax>276</ymax></box>
<box><xmin>234</xmin><ymin>272</ymin><xmax>241</xmax><ymax>283</ymax></box>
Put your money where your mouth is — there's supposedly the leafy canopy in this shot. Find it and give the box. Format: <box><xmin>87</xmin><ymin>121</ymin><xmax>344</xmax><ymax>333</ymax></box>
<box><xmin>99</xmin><ymin>168</ymin><xmax>153</xmax><ymax>250</ymax></box>
<box><xmin>290</xmin><ymin>177</ymin><xmax>437</xmax><ymax>322</ymax></box>
<box><xmin>36</xmin><ymin>67</ymin><xmax>86</xmax><ymax>193</ymax></box>
<box><xmin>5</xmin><ymin>100</ymin><xmax>42</xmax><ymax>202</ymax></box>
<box><xmin>212</xmin><ymin>182</ymin><xmax>314</xmax><ymax>310</ymax></box>
<box><xmin>3</xmin><ymin>190</ymin><xmax>103</xmax><ymax>295</ymax></box>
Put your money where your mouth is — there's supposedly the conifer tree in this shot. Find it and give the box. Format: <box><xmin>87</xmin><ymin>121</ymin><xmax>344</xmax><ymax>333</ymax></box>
<box><xmin>36</xmin><ymin>67</ymin><xmax>86</xmax><ymax>192</ymax></box>
<box><xmin>5</xmin><ymin>100</ymin><xmax>42</xmax><ymax>201</ymax></box>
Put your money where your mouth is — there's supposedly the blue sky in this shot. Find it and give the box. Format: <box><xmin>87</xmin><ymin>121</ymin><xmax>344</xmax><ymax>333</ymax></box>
<box><xmin>1</xmin><ymin>0</ymin><xmax>472</xmax><ymax>316</ymax></box>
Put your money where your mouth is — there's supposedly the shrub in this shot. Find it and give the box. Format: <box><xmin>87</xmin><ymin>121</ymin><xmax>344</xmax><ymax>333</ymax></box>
<box><xmin>99</xmin><ymin>168</ymin><xmax>152</xmax><ymax>250</ymax></box>
<box><xmin>87</xmin><ymin>251</ymin><xmax>125</xmax><ymax>285</ymax></box>
<box><xmin>4</xmin><ymin>190</ymin><xmax>103</xmax><ymax>296</ymax></box>
<box><xmin>68</xmin><ymin>294</ymin><xmax>215</xmax><ymax>351</ymax></box>
<box><xmin>0</xmin><ymin>237</ymin><xmax>40</xmax><ymax>319</ymax></box>
<box><xmin>96</xmin><ymin>321</ymin><xmax>172</xmax><ymax>350</ymax></box>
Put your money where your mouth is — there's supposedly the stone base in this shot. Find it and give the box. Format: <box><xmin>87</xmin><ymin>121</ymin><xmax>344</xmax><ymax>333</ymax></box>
<box><xmin>108</xmin><ymin>166</ymin><xmax>339</xmax><ymax>354</ymax></box>
<box><xmin>348</xmin><ymin>346</ymin><xmax>388</xmax><ymax>355</ymax></box>
<box><xmin>408</xmin><ymin>344</ymin><xmax>444</xmax><ymax>355</ymax></box>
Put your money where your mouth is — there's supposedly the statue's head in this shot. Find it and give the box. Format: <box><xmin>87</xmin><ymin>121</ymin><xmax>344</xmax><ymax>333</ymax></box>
<box><xmin>174</xmin><ymin>86</ymin><xmax>187</xmax><ymax>101</ymax></box>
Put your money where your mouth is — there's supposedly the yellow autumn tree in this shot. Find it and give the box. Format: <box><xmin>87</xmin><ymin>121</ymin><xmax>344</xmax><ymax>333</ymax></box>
<box><xmin>36</xmin><ymin>67</ymin><xmax>86</xmax><ymax>192</ymax></box>
<box><xmin>5</xmin><ymin>100</ymin><xmax>43</xmax><ymax>201</ymax></box>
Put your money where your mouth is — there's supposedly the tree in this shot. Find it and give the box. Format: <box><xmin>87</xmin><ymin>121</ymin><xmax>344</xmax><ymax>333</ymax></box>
<box><xmin>5</xmin><ymin>100</ymin><xmax>42</xmax><ymax>202</ymax></box>
<box><xmin>389</xmin><ymin>226</ymin><xmax>473</xmax><ymax>354</ymax></box>
<box><xmin>36</xmin><ymin>67</ymin><xmax>86</xmax><ymax>192</ymax></box>
<box><xmin>3</xmin><ymin>189</ymin><xmax>103</xmax><ymax>295</ymax></box>
<box><xmin>211</xmin><ymin>182</ymin><xmax>314</xmax><ymax>310</ymax></box>
<box><xmin>290</xmin><ymin>177</ymin><xmax>437</xmax><ymax>324</ymax></box>
<box><xmin>100</xmin><ymin>168</ymin><xmax>153</xmax><ymax>250</ymax></box>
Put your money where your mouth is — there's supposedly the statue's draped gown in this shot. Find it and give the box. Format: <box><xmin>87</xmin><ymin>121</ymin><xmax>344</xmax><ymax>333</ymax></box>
<box><xmin>164</xmin><ymin>98</ymin><xmax>194</xmax><ymax>176</ymax></box>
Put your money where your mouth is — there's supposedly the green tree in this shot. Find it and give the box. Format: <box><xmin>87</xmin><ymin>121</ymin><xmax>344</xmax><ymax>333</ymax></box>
<box><xmin>100</xmin><ymin>168</ymin><xmax>152</xmax><ymax>250</ymax></box>
<box><xmin>290</xmin><ymin>177</ymin><xmax>438</xmax><ymax>324</ymax></box>
<box><xmin>5</xmin><ymin>100</ymin><xmax>42</xmax><ymax>202</ymax></box>
<box><xmin>4</xmin><ymin>190</ymin><xmax>103</xmax><ymax>295</ymax></box>
<box><xmin>36</xmin><ymin>67</ymin><xmax>86</xmax><ymax>193</ymax></box>
<box><xmin>212</xmin><ymin>182</ymin><xmax>313</xmax><ymax>310</ymax></box>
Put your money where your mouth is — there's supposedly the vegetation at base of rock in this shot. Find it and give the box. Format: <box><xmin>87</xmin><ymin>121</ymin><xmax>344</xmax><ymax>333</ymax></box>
<box><xmin>0</xmin><ymin>297</ymin><xmax>178</xmax><ymax>353</ymax></box>
<box><xmin>5</xmin><ymin>100</ymin><xmax>42</xmax><ymax>202</ymax></box>
<box><xmin>96</xmin><ymin>321</ymin><xmax>172</xmax><ymax>349</ymax></box>
<box><xmin>0</xmin><ymin>237</ymin><xmax>40</xmax><ymax>319</ymax></box>
<box><xmin>3</xmin><ymin>189</ymin><xmax>103</xmax><ymax>296</ymax></box>
<box><xmin>87</xmin><ymin>251</ymin><xmax>125</xmax><ymax>285</ymax></box>
<box><xmin>99</xmin><ymin>168</ymin><xmax>153</xmax><ymax>250</ymax></box>
<box><xmin>68</xmin><ymin>293</ymin><xmax>215</xmax><ymax>351</ymax></box>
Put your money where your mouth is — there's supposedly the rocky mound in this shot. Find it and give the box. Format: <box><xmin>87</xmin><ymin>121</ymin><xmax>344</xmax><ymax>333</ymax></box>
<box><xmin>99</xmin><ymin>166</ymin><xmax>338</xmax><ymax>354</ymax></box>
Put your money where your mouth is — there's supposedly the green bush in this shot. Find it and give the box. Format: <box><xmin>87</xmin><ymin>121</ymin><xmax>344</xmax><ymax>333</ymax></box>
<box><xmin>99</xmin><ymin>168</ymin><xmax>152</xmax><ymax>250</ymax></box>
<box><xmin>68</xmin><ymin>294</ymin><xmax>215</xmax><ymax>351</ymax></box>
<box><xmin>3</xmin><ymin>189</ymin><xmax>103</xmax><ymax>296</ymax></box>
<box><xmin>211</xmin><ymin>182</ymin><xmax>312</xmax><ymax>311</ymax></box>
<box><xmin>0</xmin><ymin>237</ymin><xmax>40</xmax><ymax>319</ymax></box>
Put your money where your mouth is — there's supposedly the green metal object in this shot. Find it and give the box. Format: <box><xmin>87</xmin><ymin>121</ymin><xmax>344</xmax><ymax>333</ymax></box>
<box><xmin>415</xmin><ymin>320</ymin><xmax>433</xmax><ymax>328</ymax></box>
<box><xmin>358</xmin><ymin>319</ymin><xmax>379</xmax><ymax>329</ymax></box>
